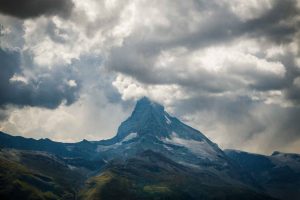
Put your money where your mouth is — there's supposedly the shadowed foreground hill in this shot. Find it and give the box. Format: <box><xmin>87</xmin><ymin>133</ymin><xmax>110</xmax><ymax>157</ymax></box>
<box><xmin>79</xmin><ymin>150</ymin><xmax>276</xmax><ymax>200</ymax></box>
<box><xmin>0</xmin><ymin>150</ymin><xmax>80</xmax><ymax>200</ymax></box>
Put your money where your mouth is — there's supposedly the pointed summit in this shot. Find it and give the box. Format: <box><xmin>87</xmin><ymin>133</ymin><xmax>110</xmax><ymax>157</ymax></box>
<box><xmin>136</xmin><ymin>96</ymin><xmax>154</xmax><ymax>104</ymax></box>
<box><xmin>133</xmin><ymin>97</ymin><xmax>164</xmax><ymax>114</ymax></box>
<box><xmin>130</xmin><ymin>97</ymin><xmax>165</xmax><ymax>120</ymax></box>
<box><xmin>113</xmin><ymin>97</ymin><xmax>213</xmax><ymax>142</ymax></box>
<box><xmin>97</xmin><ymin>97</ymin><xmax>226</xmax><ymax>164</ymax></box>
<box><xmin>114</xmin><ymin>97</ymin><xmax>169</xmax><ymax>141</ymax></box>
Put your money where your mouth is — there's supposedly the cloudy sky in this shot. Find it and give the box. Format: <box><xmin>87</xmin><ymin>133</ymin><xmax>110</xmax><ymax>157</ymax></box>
<box><xmin>0</xmin><ymin>0</ymin><xmax>300</xmax><ymax>154</ymax></box>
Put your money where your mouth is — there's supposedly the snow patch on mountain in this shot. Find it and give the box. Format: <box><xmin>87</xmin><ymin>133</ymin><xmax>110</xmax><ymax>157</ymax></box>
<box><xmin>123</xmin><ymin>132</ymin><xmax>138</xmax><ymax>142</ymax></box>
<box><xmin>270</xmin><ymin>152</ymin><xmax>300</xmax><ymax>171</ymax></box>
<box><xmin>163</xmin><ymin>144</ymin><xmax>173</xmax><ymax>151</ymax></box>
<box><xmin>162</xmin><ymin>132</ymin><xmax>219</xmax><ymax>160</ymax></box>
<box><xmin>67</xmin><ymin>165</ymin><xmax>77</xmax><ymax>170</ymax></box>
<box><xmin>96</xmin><ymin>132</ymin><xmax>138</xmax><ymax>152</ymax></box>
<box><xmin>165</xmin><ymin>114</ymin><xmax>172</xmax><ymax>125</ymax></box>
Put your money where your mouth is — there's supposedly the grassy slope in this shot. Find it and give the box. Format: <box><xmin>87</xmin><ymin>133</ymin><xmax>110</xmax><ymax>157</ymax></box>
<box><xmin>0</xmin><ymin>149</ymin><xmax>279</xmax><ymax>200</ymax></box>
<box><xmin>79</xmin><ymin>169</ymin><xmax>278</xmax><ymax>200</ymax></box>
<box><xmin>0</xmin><ymin>150</ymin><xmax>90</xmax><ymax>200</ymax></box>
<box><xmin>0</xmin><ymin>157</ymin><xmax>72</xmax><ymax>200</ymax></box>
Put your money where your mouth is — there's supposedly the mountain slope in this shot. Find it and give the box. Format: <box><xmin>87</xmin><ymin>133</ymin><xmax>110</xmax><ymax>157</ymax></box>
<box><xmin>96</xmin><ymin>97</ymin><xmax>228</xmax><ymax>164</ymax></box>
<box><xmin>80</xmin><ymin>150</ymin><xmax>276</xmax><ymax>200</ymax></box>
<box><xmin>0</xmin><ymin>131</ymin><xmax>99</xmax><ymax>159</ymax></box>
<box><xmin>94</xmin><ymin>97</ymin><xmax>259</xmax><ymax>189</ymax></box>
<box><xmin>225</xmin><ymin>149</ymin><xmax>300</xmax><ymax>200</ymax></box>
<box><xmin>0</xmin><ymin>149</ymin><xmax>90</xmax><ymax>200</ymax></box>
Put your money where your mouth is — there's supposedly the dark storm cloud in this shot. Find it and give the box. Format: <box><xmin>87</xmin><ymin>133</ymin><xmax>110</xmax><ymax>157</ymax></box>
<box><xmin>108</xmin><ymin>0</ymin><xmax>300</xmax><ymax>81</ymax></box>
<box><xmin>139</xmin><ymin>0</ymin><xmax>298</xmax><ymax>54</ymax></box>
<box><xmin>243</xmin><ymin>0</ymin><xmax>300</xmax><ymax>43</ymax></box>
<box><xmin>0</xmin><ymin>48</ymin><xmax>80</xmax><ymax>109</ymax></box>
<box><xmin>275</xmin><ymin>53</ymin><xmax>300</xmax><ymax>105</ymax></box>
<box><xmin>183</xmin><ymin>0</ymin><xmax>300</xmax><ymax>48</ymax></box>
<box><xmin>0</xmin><ymin>0</ymin><xmax>74</xmax><ymax>19</ymax></box>
<box><xmin>108</xmin><ymin>0</ymin><xmax>300</xmax><ymax>105</ymax></box>
<box><xmin>286</xmin><ymin>85</ymin><xmax>300</xmax><ymax>105</ymax></box>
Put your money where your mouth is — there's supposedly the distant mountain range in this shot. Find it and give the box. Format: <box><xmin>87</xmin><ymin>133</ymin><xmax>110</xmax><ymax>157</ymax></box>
<box><xmin>0</xmin><ymin>97</ymin><xmax>299</xmax><ymax>200</ymax></box>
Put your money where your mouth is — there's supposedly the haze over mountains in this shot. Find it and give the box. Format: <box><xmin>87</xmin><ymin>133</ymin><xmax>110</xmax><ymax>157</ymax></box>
<box><xmin>0</xmin><ymin>97</ymin><xmax>299</xmax><ymax>200</ymax></box>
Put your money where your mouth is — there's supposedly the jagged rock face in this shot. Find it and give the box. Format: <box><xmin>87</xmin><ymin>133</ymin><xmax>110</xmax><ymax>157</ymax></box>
<box><xmin>96</xmin><ymin>97</ymin><xmax>230</xmax><ymax>171</ymax></box>
<box><xmin>116</xmin><ymin>97</ymin><xmax>170</xmax><ymax>140</ymax></box>
<box><xmin>116</xmin><ymin>97</ymin><xmax>209</xmax><ymax>141</ymax></box>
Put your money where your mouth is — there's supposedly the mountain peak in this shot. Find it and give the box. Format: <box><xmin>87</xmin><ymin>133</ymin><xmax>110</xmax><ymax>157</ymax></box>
<box><xmin>99</xmin><ymin>97</ymin><xmax>225</xmax><ymax>166</ymax></box>
<box><xmin>112</xmin><ymin>97</ymin><xmax>216</xmax><ymax>148</ymax></box>
<box><xmin>137</xmin><ymin>96</ymin><xmax>152</xmax><ymax>103</ymax></box>
<box><xmin>113</xmin><ymin>97</ymin><xmax>167</xmax><ymax>140</ymax></box>
<box><xmin>134</xmin><ymin>97</ymin><xmax>164</xmax><ymax>113</ymax></box>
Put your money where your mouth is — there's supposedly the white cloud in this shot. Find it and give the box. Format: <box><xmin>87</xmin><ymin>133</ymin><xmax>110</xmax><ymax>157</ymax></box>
<box><xmin>23</xmin><ymin>17</ymin><xmax>82</xmax><ymax>67</ymax></box>
<box><xmin>227</xmin><ymin>0</ymin><xmax>273</xmax><ymax>21</ymax></box>
<box><xmin>67</xmin><ymin>79</ymin><xmax>77</xmax><ymax>87</ymax></box>
<box><xmin>9</xmin><ymin>74</ymin><xmax>28</xmax><ymax>84</ymax></box>
<box><xmin>112</xmin><ymin>73</ymin><xmax>185</xmax><ymax>107</ymax></box>
<box><xmin>0</xmin><ymin>90</ymin><xmax>129</xmax><ymax>142</ymax></box>
<box><xmin>112</xmin><ymin>38</ymin><xmax>286</xmax><ymax>106</ymax></box>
